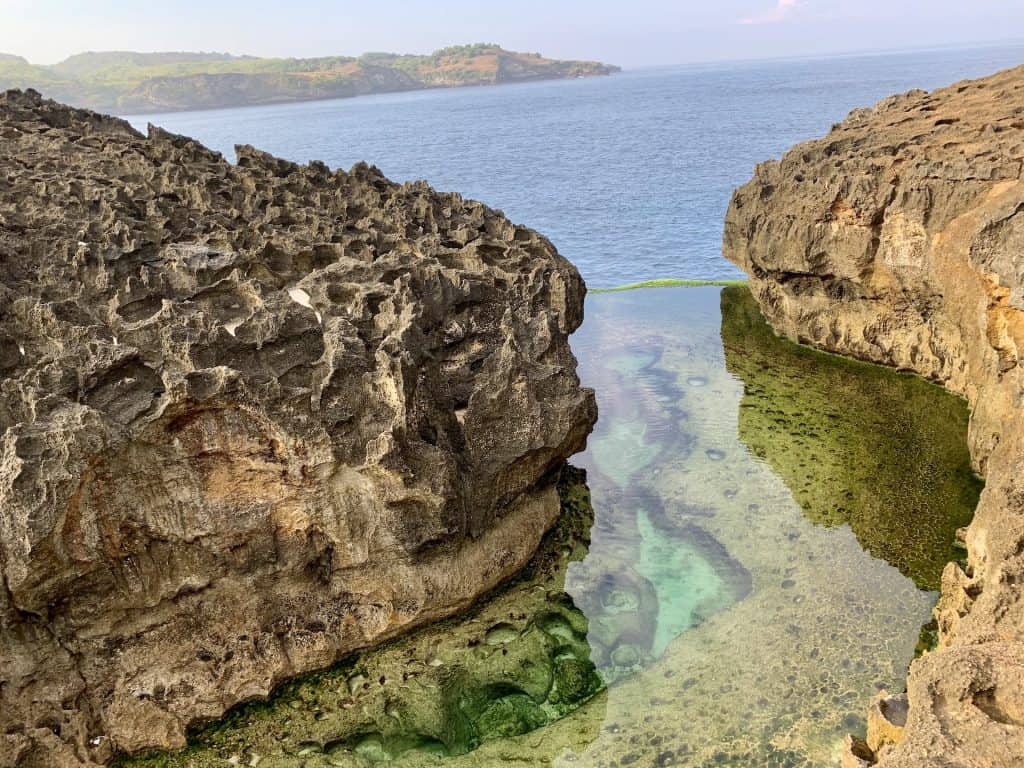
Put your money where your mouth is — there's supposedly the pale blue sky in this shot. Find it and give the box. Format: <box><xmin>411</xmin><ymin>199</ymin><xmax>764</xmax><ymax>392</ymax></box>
<box><xmin>2</xmin><ymin>0</ymin><xmax>1023</xmax><ymax>67</ymax></box>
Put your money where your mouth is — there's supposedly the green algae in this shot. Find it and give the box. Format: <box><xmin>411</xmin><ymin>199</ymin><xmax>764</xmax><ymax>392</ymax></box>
<box><xmin>592</xmin><ymin>278</ymin><xmax>747</xmax><ymax>293</ymax></box>
<box><xmin>719</xmin><ymin>286</ymin><xmax>982</xmax><ymax>591</ymax></box>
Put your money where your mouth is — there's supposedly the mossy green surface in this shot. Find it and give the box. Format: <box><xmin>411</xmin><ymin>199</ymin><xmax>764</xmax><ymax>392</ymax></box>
<box><xmin>720</xmin><ymin>285</ymin><xmax>982</xmax><ymax>591</ymax></box>
<box><xmin>591</xmin><ymin>278</ymin><xmax>747</xmax><ymax>294</ymax></box>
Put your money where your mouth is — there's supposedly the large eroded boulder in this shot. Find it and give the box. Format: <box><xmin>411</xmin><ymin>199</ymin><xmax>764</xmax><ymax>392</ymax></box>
<box><xmin>725</xmin><ymin>65</ymin><xmax>1024</xmax><ymax>767</ymax></box>
<box><xmin>0</xmin><ymin>89</ymin><xmax>596</xmax><ymax>766</ymax></box>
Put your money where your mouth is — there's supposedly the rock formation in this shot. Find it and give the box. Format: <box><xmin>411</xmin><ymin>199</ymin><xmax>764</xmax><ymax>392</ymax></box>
<box><xmin>120</xmin><ymin>470</ymin><xmax>606</xmax><ymax>768</ymax></box>
<box><xmin>725</xmin><ymin>64</ymin><xmax>1024</xmax><ymax>767</ymax></box>
<box><xmin>0</xmin><ymin>89</ymin><xmax>596</xmax><ymax>767</ymax></box>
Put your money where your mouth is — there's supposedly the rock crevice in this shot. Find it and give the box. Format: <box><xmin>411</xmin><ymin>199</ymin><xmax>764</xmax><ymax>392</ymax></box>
<box><xmin>725</xmin><ymin>65</ymin><xmax>1024</xmax><ymax>767</ymax></box>
<box><xmin>0</xmin><ymin>89</ymin><xmax>596</xmax><ymax>767</ymax></box>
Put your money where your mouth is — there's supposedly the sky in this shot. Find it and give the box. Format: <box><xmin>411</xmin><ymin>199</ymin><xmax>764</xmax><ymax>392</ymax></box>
<box><xmin>2</xmin><ymin>0</ymin><xmax>1023</xmax><ymax>67</ymax></box>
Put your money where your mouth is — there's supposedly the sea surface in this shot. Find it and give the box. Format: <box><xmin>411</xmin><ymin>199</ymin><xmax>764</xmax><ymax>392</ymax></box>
<box><xmin>127</xmin><ymin>43</ymin><xmax>1024</xmax><ymax>288</ymax></box>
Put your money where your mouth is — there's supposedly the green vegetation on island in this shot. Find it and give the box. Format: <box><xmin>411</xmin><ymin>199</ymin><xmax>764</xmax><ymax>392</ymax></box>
<box><xmin>0</xmin><ymin>44</ymin><xmax>620</xmax><ymax>114</ymax></box>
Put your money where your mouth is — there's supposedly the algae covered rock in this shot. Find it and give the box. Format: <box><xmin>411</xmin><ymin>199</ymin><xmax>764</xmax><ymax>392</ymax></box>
<box><xmin>0</xmin><ymin>89</ymin><xmax>596</xmax><ymax>766</ymax></box>
<box><xmin>720</xmin><ymin>285</ymin><xmax>980</xmax><ymax>591</ymax></box>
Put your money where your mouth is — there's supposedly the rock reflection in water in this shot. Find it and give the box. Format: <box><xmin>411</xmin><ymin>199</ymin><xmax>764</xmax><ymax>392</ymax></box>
<box><xmin>720</xmin><ymin>286</ymin><xmax>981</xmax><ymax>591</ymax></box>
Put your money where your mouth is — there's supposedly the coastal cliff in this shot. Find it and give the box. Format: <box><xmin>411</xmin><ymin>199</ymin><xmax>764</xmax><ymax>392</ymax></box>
<box><xmin>725</xmin><ymin>65</ymin><xmax>1024</xmax><ymax>766</ymax></box>
<box><xmin>0</xmin><ymin>89</ymin><xmax>595</xmax><ymax>766</ymax></box>
<box><xmin>0</xmin><ymin>45</ymin><xmax>620</xmax><ymax>114</ymax></box>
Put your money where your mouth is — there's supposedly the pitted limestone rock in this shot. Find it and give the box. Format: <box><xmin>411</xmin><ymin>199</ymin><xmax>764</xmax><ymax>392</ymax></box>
<box><xmin>0</xmin><ymin>89</ymin><xmax>596</xmax><ymax>767</ymax></box>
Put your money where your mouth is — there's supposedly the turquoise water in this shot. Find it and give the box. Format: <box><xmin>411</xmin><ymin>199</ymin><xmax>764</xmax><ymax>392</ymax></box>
<box><xmin>125</xmin><ymin>44</ymin><xmax>1024</xmax><ymax>288</ymax></box>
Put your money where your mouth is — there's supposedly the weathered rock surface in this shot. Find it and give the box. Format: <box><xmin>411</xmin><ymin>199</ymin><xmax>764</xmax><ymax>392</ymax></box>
<box><xmin>120</xmin><ymin>470</ymin><xmax>605</xmax><ymax>768</ymax></box>
<box><xmin>725</xmin><ymin>64</ymin><xmax>1024</xmax><ymax>766</ymax></box>
<box><xmin>0</xmin><ymin>89</ymin><xmax>596</xmax><ymax>766</ymax></box>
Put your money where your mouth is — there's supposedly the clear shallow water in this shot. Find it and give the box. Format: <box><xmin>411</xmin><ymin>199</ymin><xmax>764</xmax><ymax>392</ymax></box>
<box><xmin>122</xmin><ymin>288</ymin><xmax>979</xmax><ymax>768</ymax></box>
<box><xmin>557</xmin><ymin>287</ymin><xmax>977</xmax><ymax>767</ymax></box>
<box><xmin>125</xmin><ymin>44</ymin><xmax>1024</xmax><ymax>288</ymax></box>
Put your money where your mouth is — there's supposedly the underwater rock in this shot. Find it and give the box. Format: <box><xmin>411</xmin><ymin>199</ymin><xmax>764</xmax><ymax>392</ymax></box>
<box><xmin>566</xmin><ymin>558</ymin><xmax>660</xmax><ymax>668</ymax></box>
<box><xmin>725</xmin><ymin>64</ymin><xmax>1024</xmax><ymax>767</ymax></box>
<box><xmin>0</xmin><ymin>90</ymin><xmax>596</xmax><ymax>766</ymax></box>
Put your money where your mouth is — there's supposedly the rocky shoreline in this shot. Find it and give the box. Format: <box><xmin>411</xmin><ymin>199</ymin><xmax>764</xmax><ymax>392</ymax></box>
<box><xmin>4</xmin><ymin>58</ymin><xmax>1022</xmax><ymax>768</ymax></box>
<box><xmin>725</xmin><ymin>64</ymin><xmax>1024</xmax><ymax>767</ymax></box>
<box><xmin>0</xmin><ymin>89</ymin><xmax>595</xmax><ymax>767</ymax></box>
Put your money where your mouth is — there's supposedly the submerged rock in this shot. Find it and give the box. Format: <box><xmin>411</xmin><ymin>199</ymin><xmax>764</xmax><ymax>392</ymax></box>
<box><xmin>725</xmin><ymin>64</ymin><xmax>1024</xmax><ymax>767</ymax></box>
<box><xmin>0</xmin><ymin>89</ymin><xmax>596</xmax><ymax>766</ymax></box>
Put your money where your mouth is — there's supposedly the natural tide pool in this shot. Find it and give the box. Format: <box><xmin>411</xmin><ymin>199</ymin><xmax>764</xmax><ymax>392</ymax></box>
<box><xmin>121</xmin><ymin>286</ymin><xmax>981</xmax><ymax>768</ymax></box>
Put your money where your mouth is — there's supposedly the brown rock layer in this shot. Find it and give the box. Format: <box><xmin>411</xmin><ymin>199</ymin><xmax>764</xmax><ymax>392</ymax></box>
<box><xmin>725</xmin><ymin>65</ymin><xmax>1024</xmax><ymax>766</ymax></box>
<box><xmin>0</xmin><ymin>89</ymin><xmax>596</xmax><ymax>766</ymax></box>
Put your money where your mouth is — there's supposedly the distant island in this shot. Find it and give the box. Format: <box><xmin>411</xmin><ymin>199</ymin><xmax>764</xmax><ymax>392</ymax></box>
<box><xmin>0</xmin><ymin>44</ymin><xmax>620</xmax><ymax>114</ymax></box>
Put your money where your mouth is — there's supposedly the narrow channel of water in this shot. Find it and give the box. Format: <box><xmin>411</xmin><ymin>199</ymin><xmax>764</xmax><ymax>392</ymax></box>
<box><xmin>122</xmin><ymin>286</ymin><xmax>980</xmax><ymax>768</ymax></box>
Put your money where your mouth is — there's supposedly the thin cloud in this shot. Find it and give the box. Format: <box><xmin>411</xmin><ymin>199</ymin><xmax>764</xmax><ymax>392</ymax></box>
<box><xmin>740</xmin><ymin>0</ymin><xmax>801</xmax><ymax>25</ymax></box>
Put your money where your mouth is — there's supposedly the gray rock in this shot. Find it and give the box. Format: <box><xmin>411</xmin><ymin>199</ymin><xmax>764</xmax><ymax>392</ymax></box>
<box><xmin>0</xmin><ymin>89</ymin><xmax>596</xmax><ymax>766</ymax></box>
